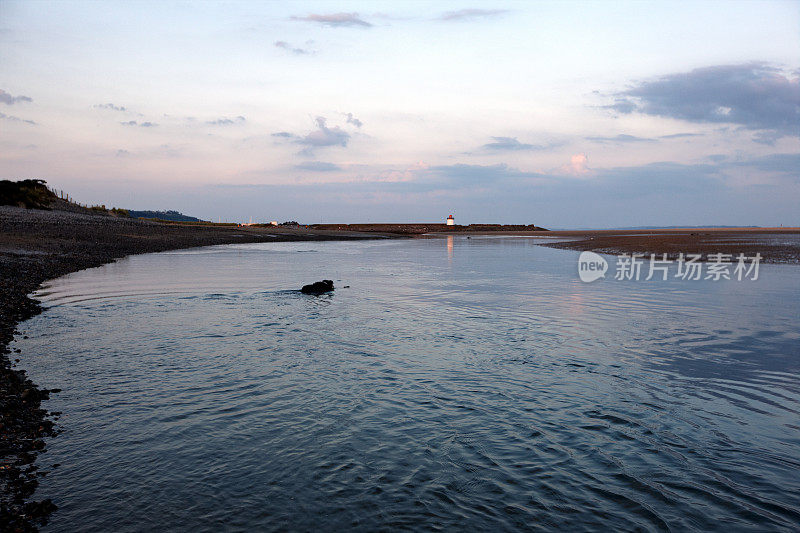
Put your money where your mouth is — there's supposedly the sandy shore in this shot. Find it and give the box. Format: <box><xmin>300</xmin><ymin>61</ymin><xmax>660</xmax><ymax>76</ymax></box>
<box><xmin>536</xmin><ymin>228</ymin><xmax>800</xmax><ymax>264</ymax></box>
<box><xmin>0</xmin><ymin>206</ymin><xmax>397</xmax><ymax>531</ymax></box>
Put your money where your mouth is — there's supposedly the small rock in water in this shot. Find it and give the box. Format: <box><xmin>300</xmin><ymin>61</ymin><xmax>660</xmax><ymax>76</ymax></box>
<box><xmin>300</xmin><ymin>280</ymin><xmax>334</xmax><ymax>294</ymax></box>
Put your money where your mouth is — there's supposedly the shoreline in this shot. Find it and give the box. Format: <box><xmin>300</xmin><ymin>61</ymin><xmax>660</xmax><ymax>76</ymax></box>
<box><xmin>0</xmin><ymin>206</ymin><xmax>400</xmax><ymax>530</ymax></box>
<box><xmin>417</xmin><ymin>227</ymin><xmax>800</xmax><ymax>263</ymax></box>
<box><xmin>317</xmin><ymin>223</ymin><xmax>800</xmax><ymax>263</ymax></box>
<box><xmin>2</xmin><ymin>211</ymin><xmax>798</xmax><ymax>529</ymax></box>
<box><xmin>536</xmin><ymin>228</ymin><xmax>800</xmax><ymax>264</ymax></box>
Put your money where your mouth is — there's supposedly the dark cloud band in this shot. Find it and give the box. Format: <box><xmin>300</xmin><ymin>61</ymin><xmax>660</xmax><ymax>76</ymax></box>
<box><xmin>608</xmin><ymin>63</ymin><xmax>800</xmax><ymax>140</ymax></box>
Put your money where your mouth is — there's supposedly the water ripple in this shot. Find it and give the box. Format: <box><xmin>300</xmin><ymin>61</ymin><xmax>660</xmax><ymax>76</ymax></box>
<box><xmin>12</xmin><ymin>238</ymin><xmax>800</xmax><ymax>532</ymax></box>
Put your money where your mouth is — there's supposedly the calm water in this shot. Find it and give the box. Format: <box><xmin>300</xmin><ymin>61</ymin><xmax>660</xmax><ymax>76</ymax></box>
<box><xmin>13</xmin><ymin>237</ymin><xmax>800</xmax><ymax>531</ymax></box>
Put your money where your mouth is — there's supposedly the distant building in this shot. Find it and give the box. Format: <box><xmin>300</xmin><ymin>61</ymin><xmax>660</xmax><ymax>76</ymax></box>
<box><xmin>446</xmin><ymin>214</ymin><xmax>455</xmax><ymax>226</ymax></box>
<box><xmin>269</xmin><ymin>221</ymin><xmax>278</xmax><ymax>226</ymax></box>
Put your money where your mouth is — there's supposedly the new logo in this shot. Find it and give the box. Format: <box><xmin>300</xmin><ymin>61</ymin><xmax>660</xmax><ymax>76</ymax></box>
<box><xmin>578</xmin><ymin>251</ymin><xmax>608</xmax><ymax>282</ymax></box>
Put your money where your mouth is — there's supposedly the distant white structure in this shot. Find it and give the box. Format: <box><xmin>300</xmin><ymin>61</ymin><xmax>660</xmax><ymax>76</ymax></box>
<box><xmin>446</xmin><ymin>214</ymin><xmax>455</xmax><ymax>226</ymax></box>
<box><xmin>269</xmin><ymin>221</ymin><xmax>278</xmax><ymax>226</ymax></box>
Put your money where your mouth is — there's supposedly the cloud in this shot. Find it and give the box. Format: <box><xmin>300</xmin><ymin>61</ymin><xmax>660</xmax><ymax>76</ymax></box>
<box><xmin>604</xmin><ymin>98</ymin><xmax>637</xmax><ymax>114</ymax></box>
<box><xmin>94</xmin><ymin>103</ymin><xmax>127</xmax><ymax>112</ymax></box>
<box><xmin>609</xmin><ymin>63</ymin><xmax>800</xmax><ymax>140</ymax></box>
<box><xmin>120</xmin><ymin>120</ymin><xmax>158</xmax><ymax>127</ymax></box>
<box><xmin>481</xmin><ymin>136</ymin><xmax>545</xmax><ymax>151</ymax></box>
<box><xmin>585</xmin><ymin>134</ymin><xmax>655</xmax><ymax>143</ymax></box>
<box><xmin>233</xmin><ymin>158</ymin><xmax>742</xmax><ymax>200</ymax></box>
<box><xmin>302</xmin><ymin>117</ymin><xmax>350</xmax><ymax>147</ymax></box>
<box><xmin>272</xmin><ymin>116</ymin><xmax>352</xmax><ymax>154</ymax></box>
<box><xmin>291</xmin><ymin>12</ymin><xmax>371</xmax><ymax>27</ymax></box>
<box><xmin>111</xmin><ymin>144</ymin><xmax>182</xmax><ymax>159</ymax></box>
<box><xmin>592</xmin><ymin>161</ymin><xmax>724</xmax><ymax>199</ymax></box>
<box><xmin>210</xmin><ymin>159</ymin><xmax>732</xmax><ymax>227</ymax></box>
<box><xmin>426</xmin><ymin>163</ymin><xmax>541</xmax><ymax>188</ymax></box>
<box><xmin>0</xmin><ymin>112</ymin><xmax>36</xmax><ymax>125</ymax></box>
<box><xmin>751</xmin><ymin>130</ymin><xmax>783</xmax><ymax>146</ymax></box>
<box><xmin>405</xmin><ymin>160</ymin><xmax>724</xmax><ymax>202</ymax></box>
<box><xmin>730</xmin><ymin>153</ymin><xmax>800</xmax><ymax>175</ymax></box>
<box><xmin>438</xmin><ymin>9</ymin><xmax>508</xmax><ymax>21</ymax></box>
<box><xmin>232</xmin><ymin>162</ymin><xmax>543</xmax><ymax>198</ymax></box>
<box><xmin>0</xmin><ymin>89</ymin><xmax>32</xmax><ymax>105</ymax></box>
<box><xmin>345</xmin><ymin>112</ymin><xmax>362</xmax><ymax>128</ymax></box>
<box><xmin>274</xmin><ymin>41</ymin><xmax>311</xmax><ymax>55</ymax></box>
<box><xmin>294</xmin><ymin>161</ymin><xmax>342</xmax><ymax>172</ymax></box>
<box><xmin>659</xmin><ymin>133</ymin><xmax>704</xmax><ymax>139</ymax></box>
<box><xmin>179</xmin><ymin>150</ymin><xmax>797</xmax><ymax>227</ymax></box>
<box><xmin>206</xmin><ymin>116</ymin><xmax>246</xmax><ymax>126</ymax></box>
<box><xmin>558</xmin><ymin>153</ymin><xmax>591</xmax><ymax>175</ymax></box>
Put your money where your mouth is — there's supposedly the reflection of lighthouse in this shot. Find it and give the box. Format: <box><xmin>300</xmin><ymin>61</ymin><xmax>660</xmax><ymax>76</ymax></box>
<box><xmin>446</xmin><ymin>214</ymin><xmax>455</xmax><ymax>226</ymax></box>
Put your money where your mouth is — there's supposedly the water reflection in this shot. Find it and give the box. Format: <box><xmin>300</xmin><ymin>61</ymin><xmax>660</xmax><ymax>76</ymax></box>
<box><xmin>14</xmin><ymin>237</ymin><xmax>800</xmax><ymax>532</ymax></box>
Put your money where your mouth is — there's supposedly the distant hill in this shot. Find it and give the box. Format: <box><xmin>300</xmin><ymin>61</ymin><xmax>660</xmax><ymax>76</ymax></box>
<box><xmin>128</xmin><ymin>210</ymin><xmax>202</xmax><ymax>222</ymax></box>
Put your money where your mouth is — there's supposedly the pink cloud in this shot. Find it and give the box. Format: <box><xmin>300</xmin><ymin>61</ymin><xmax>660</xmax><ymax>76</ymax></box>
<box><xmin>558</xmin><ymin>153</ymin><xmax>591</xmax><ymax>176</ymax></box>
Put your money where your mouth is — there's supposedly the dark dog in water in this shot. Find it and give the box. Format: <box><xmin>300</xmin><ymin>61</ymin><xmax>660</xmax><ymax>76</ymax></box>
<box><xmin>300</xmin><ymin>279</ymin><xmax>334</xmax><ymax>294</ymax></box>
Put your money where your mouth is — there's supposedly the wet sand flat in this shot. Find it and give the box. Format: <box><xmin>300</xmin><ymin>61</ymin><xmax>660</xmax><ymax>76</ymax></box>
<box><xmin>537</xmin><ymin>228</ymin><xmax>800</xmax><ymax>264</ymax></box>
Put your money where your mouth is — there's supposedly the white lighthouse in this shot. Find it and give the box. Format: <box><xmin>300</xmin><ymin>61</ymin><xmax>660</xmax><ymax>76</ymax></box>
<box><xmin>446</xmin><ymin>214</ymin><xmax>455</xmax><ymax>226</ymax></box>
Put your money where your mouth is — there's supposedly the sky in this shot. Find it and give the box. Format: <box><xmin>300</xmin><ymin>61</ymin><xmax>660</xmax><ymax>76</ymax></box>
<box><xmin>1</xmin><ymin>0</ymin><xmax>798</xmax><ymax>227</ymax></box>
